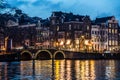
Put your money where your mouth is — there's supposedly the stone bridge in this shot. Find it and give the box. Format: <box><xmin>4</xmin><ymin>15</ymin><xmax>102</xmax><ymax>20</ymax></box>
<box><xmin>17</xmin><ymin>49</ymin><xmax>75</xmax><ymax>60</ymax></box>
<box><xmin>1</xmin><ymin>49</ymin><xmax>118</xmax><ymax>61</ymax></box>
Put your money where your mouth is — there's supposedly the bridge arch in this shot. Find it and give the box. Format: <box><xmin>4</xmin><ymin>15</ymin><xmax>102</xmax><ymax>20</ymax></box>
<box><xmin>35</xmin><ymin>50</ymin><xmax>52</xmax><ymax>60</ymax></box>
<box><xmin>54</xmin><ymin>50</ymin><xmax>65</xmax><ymax>59</ymax></box>
<box><xmin>20</xmin><ymin>50</ymin><xmax>33</xmax><ymax>60</ymax></box>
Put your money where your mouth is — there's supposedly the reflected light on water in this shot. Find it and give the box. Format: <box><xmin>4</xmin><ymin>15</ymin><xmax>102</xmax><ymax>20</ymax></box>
<box><xmin>105</xmin><ymin>60</ymin><xmax>116</xmax><ymax>80</ymax></box>
<box><xmin>0</xmin><ymin>60</ymin><xmax>118</xmax><ymax>80</ymax></box>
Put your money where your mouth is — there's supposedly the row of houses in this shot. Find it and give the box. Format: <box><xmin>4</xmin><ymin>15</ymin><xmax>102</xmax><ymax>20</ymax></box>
<box><xmin>49</xmin><ymin>12</ymin><xmax>120</xmax><ymax>52</ymax></box>
<box><xmin>0</xmin><ymin>10</ymin><xmax>120</xmax><ymax>53</ymax></box>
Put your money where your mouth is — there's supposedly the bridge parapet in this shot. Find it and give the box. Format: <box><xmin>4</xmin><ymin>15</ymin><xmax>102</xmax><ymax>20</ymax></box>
<box><xmin>19</xmin><ymin>49</ymin><xmax>66</xmax><ymax>60</ymax></box>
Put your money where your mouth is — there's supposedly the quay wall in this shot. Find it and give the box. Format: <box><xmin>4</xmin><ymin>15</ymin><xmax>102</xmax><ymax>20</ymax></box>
<box><xmin>0</xmin><ymin>51</ymin><xmax>120</xmax><ymax>61</ymax></box>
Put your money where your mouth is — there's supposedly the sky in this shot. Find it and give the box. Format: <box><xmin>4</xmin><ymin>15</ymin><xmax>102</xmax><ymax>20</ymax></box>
<box><xmin>7</xmin><ymin>0</ymin><xmax>120</xmax><ymax>20</ymax></box>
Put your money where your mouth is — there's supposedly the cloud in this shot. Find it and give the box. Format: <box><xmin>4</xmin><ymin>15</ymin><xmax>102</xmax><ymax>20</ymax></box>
<box><xmin>7</xmin><ymin>0</ymin><xmax>120</xmax><ymax>21</ymax></box>
<box><xmin>17</xmin><ymin>0</ymin><xmax>37</xmax><ymax>3</ymax></box>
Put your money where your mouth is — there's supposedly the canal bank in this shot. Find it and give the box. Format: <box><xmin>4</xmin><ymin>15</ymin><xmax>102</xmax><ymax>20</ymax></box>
<box><xmin>0</xmin><ymin>52</ymin><xmax>120</xmax><ymax>61</ymax></box>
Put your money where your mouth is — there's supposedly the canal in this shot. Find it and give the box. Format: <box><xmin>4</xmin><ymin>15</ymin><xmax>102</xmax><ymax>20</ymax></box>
<box><xmin>0</xmin><ymin>60</ymin><xmax>120</xmax><ymax>80</ymax></box>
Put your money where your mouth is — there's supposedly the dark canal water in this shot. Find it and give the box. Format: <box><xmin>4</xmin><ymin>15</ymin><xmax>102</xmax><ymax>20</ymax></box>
<box><xmin>0</xmin><ymin>60</ymin><xmax>120</xmax><ymax>80</ymax></box>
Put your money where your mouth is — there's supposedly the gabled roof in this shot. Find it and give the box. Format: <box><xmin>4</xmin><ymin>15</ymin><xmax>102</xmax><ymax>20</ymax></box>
<box><xmin>95</xmin><ymin>16</ymin><xmax>114</xmax><ymax>23</ymax></box>
<box><xmin>52</xmin><ymin>11</ymin><xmax>87</xmax><ymax>22</ymax></box>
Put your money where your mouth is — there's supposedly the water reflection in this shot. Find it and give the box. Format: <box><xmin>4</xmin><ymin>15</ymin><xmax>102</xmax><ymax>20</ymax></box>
<box><xmin>0</xmin><ymin>60</ymin><xmax>120</xmax><ymax>80</ymax></box>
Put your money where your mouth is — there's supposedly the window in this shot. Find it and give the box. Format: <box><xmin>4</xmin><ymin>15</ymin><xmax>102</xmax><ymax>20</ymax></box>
<box><xmin>87</xmin><ymin>25</ymin><xmax>89</xmax><ymax>30</ymax></box>
<box><xmin>92</xmin><ymin>31</ymin><xmax>94</xmax><ymax>34</ymax></box>
<box><xmin>115</xmin><ymin>29</ymin><xmax>117</xmax><ymax>33</ymax></box>
<box><xmin>86</xmin><ymin>33</ymin><xmax>89</xmax><ymax>37</ymax></box>
<box><xmin>112</xmin><ymin>29</ymin><xmax>114</xmax><ymax>34</ymax></box>
<box><xmin>61</xmin><ymin>18</ymin><xmax>64</xmax><ymax>23</ymax></box>
<box><xmin>116</xmin><ymin>24</ymin><xmax>118</xmax><ymax>28</ymax></box>
<box><xmin>112</xmin><ymin>24</ymin><xmax>114</xmax><ymax>27</ymax></box>
<box><xmin>109</xmin><ymin>29</ymin><xmax>111</xmax><ymax>33</ymax></box>
<box><xmin>109</xmin><ymin>24</ymin><xmax>111</xmax><ymax>27</ymax></box>
<box><xmin>98</xmin><ymin>31</ymin><xmax>99</xmax><ymax>35</ymax></box>
<box><xmin>69</xmin><ymin>24</ymin><xmax>71</xmax><ymax>30</ymax></box>
<box><xmin>115</xmin><ymin>41</ymin><xmax>118</xmax><ymax>45</ymax></box>
<box><xmin>57</xmin><ymin>26</ymin><xmax>59</xmax><ymax>31</ymax></box>
<box><xmin>52</xmin><ymin>20</ymin><xmax>55</xmax><ymax>25</ymax></box>
<box><xmin>109</xmin><ymin>40</ymin><xmax>111</xmax><ymax>45</ymax></box>
<box><xmin>103</xmin><ymin>31</ymin><xmax>105</xmax><ymax>35</ymax></box>
<box><xmin>78</xmin><ymin>25</ymin><xmax>80</xmax><ymax>29</ymax></box>
<box><xmin>95</xmin><ymin>31</ymin><xmax>96</xmax><ymax>34</ymax></box>
<box><xmin>112</xmin><ymin>40</ymin><xmax>114</xmax><ymax>45</ymax></box>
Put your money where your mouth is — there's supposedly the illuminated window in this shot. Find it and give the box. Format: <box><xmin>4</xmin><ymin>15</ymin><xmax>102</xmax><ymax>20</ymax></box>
<box><xmin>112</xmin><ymin>29</ymin><xmax>114</xmax><ymax>33</ymax></box>
<box><xmin>69</xmin><ymin>24</ymin><xmax>71</xmax><ymax>30</ymax></box>
<box><xmin>115</xmin><ymin>29</ymin><xmax>117</xmax><ymax>33</ymax></box>
<box><xmin>115</xmin><ymin>41</ymin><xmax>118</xmax><ymax>45</ymax></box>
<box><xmin>112</xmin><ymin>40</ymin><xmax>114</xmax><ymax>45</ymax></box>
<box><xmin>109</xmin><ymin>40</ymin><xmax>111</xmax><ymax>45</ymax></box>
<box><xmin>109</xmin><ymin>29</ymin><xmax>111</xmax><ymax>33</ymax></box>
<box><xmin>57</xmin><ymin>26</ymin><xmax>59</xmax><ymax>31</ymax></box>
<box><xmin>109</xmin><ymin>24</ymin><xmax>111</xmax><ymax>27</ymax></box>
<box><xmin>87</xmin><ymin>25</ymin><xmax>89</xmax><ymax>30</ymax></box>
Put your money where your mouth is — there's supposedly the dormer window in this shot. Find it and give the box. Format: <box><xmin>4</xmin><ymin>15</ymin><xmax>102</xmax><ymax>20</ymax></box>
<box><xmin>76</xmin><ymin>18</ymin><xmax>79</xmax><ymax>21</ymax></box>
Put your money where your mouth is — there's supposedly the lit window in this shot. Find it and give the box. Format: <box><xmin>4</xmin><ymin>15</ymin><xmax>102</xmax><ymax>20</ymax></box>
<box><xmin>115</xmin><ymin>41</ymin><xmax>118</xmax><ymax>45</ymax></box>
<box><xmin>109</xmin><ymin>40</ymin><xmax>111</xmax><ymax>45</ymax></box>
<box><xmin>109</xmin><ymin>24</ymin><xmax>111</xmax><ymax>27</ymax></box>
<box><xmin>87</xmin><ymin>25</ymin><xmax>89</xmax><ymax>30</ymax></box>
<box><xmin>57</xmin><ymin>26</ymin><xmax>59</xmax><ymax>31</ymax></box>
<box><xmin>112</xmin><ymin>40</ymin><xmax>114</xmax><ymax>45</ymax></box>
<box><xmin>112</xmin><ymin>29</ymin><xmax>114</xmax><ymax>33</ymax></box>
<box><xmin>69</xmin><ymin>24</ymin><xmax>71</xmax><ymax>30</ymax></box>
<box><xmin>115</xmin><ymin>29</ymin><xmax>117</xmax><ymax>33</ymax></box>
<box><xmin>109</xmin><ymin>29</ymin><xmax>111</xmax><ymax>33</ymax></box>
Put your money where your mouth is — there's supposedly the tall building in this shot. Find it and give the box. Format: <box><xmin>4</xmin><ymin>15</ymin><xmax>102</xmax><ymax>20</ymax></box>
<box><xmin>118</xmin><ymin>27</ymin><xmax>120</xmax><ymax>50</ymax></box>
<box><xmin>95</xmin><ymin>16</ymin><xmax>119</xmax><ymax>52</ymax></box>
<box><xmin>91</xmin><ymin>24</ymin><xmax>108</xmax><ymax>52</ymax></box>
<box><xmin>50</xmin><ymin>11</ymin><xmax>92</xmax><ymax>51</ymax></box>
<box><xmin>0</xmin><ymin>32</ymin><xmax>4</xmax><ymax>51</ymax></box>
<box><xmin>35</xmin><ymin>19</ymin><xmax>51</xmax><ymax>49</ymax></box>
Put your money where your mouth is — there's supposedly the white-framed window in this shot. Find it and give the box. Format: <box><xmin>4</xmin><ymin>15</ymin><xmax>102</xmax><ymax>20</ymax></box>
<box><xmin>115</xmin><ymin>29</ymin><xmax>117</xmax><ymax>33</ymax></box>
<box><xmin>87</xmin><ymin>25</ymin><xmax>89</xmax><ymax>30</ymax></box>
<box><xmin>109</xmin><ymin>40</ymin><xmax>111</xmax><ymax>45</ymax></box>
<box><xmin>115</xmin><ymin>41</ymin><xmax>118</xmax><ymax>45</ymax></box>
<box><xmin>109</xmin><ymin>29</ymin><xmax>111</xmax><ymax>33</ymax></box>
<box><xmin>69</xmin><ymin>24</ymin><xmax>71</xmax><ymax>30</ymax></box>
<box><xmin>112</xmin><ymin>40</ymin><xmax>114</xmax><ymax>45</ymax></box>
<box><xmin>57</xmin><ymin>26</ymin><xmax>59</xmax><ymax>31</ymax></box>
<box><xmin>109</xmin><ymin>24</ymin><xmax>111</xmax><ymax>27</ymax></box>
<box><xmin>112</xmin><ymin>29</ymin><xmax>114</xmax><ymax>34</ymax></box>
